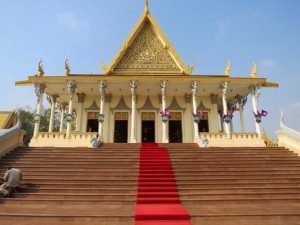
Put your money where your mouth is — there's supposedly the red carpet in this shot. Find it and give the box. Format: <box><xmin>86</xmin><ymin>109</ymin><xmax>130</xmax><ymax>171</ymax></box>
<box><xmin>134</xmin><ymin>143</ymin><xmax>193</xmax><ymax>225</ymax></box>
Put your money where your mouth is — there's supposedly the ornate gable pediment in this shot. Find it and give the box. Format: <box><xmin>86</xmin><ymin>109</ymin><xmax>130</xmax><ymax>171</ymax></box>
<box><xmin>85</xmin><ymin>100</ymin><xmax>100</xmax><ymax>111</ymax></box>
<box><xmin>114</xmin><ymin>21</ymin><xmax>180</xmax><ymax>74</ymax></box>
<box><xmin>197</xmin><ymin>101</ymin><xmax>210</xmax><ymax>112</ymax></box>
<box><xmin>103</xmin><ymin>7</ymin><xmax>191</xmax><ymax>75</ymax></box>
<box><xmin>138</xmin><ymin>96</ymin><xmax>160</xmax><ymax>112</ymax></box>
<box><xmin>110</xmin><ymin>96</ymin><xmax>131</xmax><ymax>111</ymax></box>
<box><xmin>168</xmin><ymin>96</ymin><xmax>186</xmax><ymax>111</ymax></box>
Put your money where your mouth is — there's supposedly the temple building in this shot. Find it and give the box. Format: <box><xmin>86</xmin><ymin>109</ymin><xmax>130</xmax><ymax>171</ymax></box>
<box><xmin>15</xmin><ymin>2</ymin><xmax>278</xmax><ymax>147</ymax></box>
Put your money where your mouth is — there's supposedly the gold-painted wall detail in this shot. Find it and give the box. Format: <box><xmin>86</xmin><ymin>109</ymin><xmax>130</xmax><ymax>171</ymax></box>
<box><xmin>114</xmin><ymin>22</ymin><xmax>180</xmax><ymax>73</ymax></box>
<box><xmin>115</xmin><ymin>112</ymin><xmax>129</xmax><ymax>120</ymax></box>
<box><xmin>142</xmin><ymin>112</ymin><xmax>155</xmax><ymax>120</ymax></box>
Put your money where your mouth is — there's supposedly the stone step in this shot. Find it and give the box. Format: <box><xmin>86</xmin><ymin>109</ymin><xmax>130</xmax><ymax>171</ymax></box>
<box><xmin>1</xmin><ymin>144</ymin><xmax>300</xmax><ymax>225</ymax></box>
<box><xmin>19</xmin><ymin>187</ymin><xmax>137</xmax><ymax>194</ymax></box>
<box><xmin>0</xmin><ymin>201</ymin><xmax>135</xmax><ymax>225</ymax></box>
<box><xmin>178</xmin><ymin>188</ymin><xmax>300</xmax><ymax>194</ymax></box>
<box><xmin>20</xmin><ymin>182</ymin><xmax>137</xmax><ymax>188</ymax></box>
<box><xmin>0</xmin><ymin>216</ymin><xmax>133</xmax><ymax>225</ymax></box>
<box><xmin>12</xmin><ymin>193</ymin><xmax>136</xmax><ymax>200</ymax></box>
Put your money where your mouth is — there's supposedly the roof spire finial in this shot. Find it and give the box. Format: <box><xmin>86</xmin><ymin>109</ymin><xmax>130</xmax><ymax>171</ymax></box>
<box><xmin>144</xmin><ymin>0</ymin><xmax>149</xmax><ymax>13</ymax></box>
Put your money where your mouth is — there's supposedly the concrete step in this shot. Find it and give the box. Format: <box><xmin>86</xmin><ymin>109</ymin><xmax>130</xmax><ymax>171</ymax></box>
<box><xmin>1</xmin><ymin>144</ymin><xmax>300</xmax><ymax>225</ymax></box>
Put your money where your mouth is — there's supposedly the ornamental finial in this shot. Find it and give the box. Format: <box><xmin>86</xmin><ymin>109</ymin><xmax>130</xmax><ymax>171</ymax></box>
<box><xmin>224</xmin><ymin>59</ymin><xmax>231</xmax><ymax>76</ymax></box>
<box><xmin>250</xmin><ymin>62</ymin><xmax>257</xmax><ymax>78</ymax></box>
<box><xmin>100</xmin><ymin>61</ymin><xmax>107</xmax><ymax>73</ymax></box>
<box><xmin>145</xmin><ymin>0</ymin><xmax>149</xmax><ymax>13</ymax></box>
<box><xmin>65</xmin><ymin>58</ymin><xmax>71</xmax><ymax>76</ymax></box>
<box><xmin>37</xmin><ymin>60</ymin><xmax>44</xmax><ymax>76</ymax></box>
<box><xmin>187</xmin><ymin>63</ymin><xmax>195</xmax><ymax>75</ymax></box>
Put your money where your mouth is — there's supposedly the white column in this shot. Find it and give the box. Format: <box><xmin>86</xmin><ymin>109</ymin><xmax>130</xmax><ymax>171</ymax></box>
<box><xmin>250</xmin><ymin>85</ymin><xmax>262</xmax><ymax>138</ymax></box>
<box><xmin>66</xmin><ymin>80</ymin><xmax>76</xmax><ymax>138</ymax></box>
<box><xmin>161</xmin><ymin>81</ymin><xmax>169</xmax><ymax>143</ymax></box>
<box><xmin>76</xmin><ymin>93</ymin><xmax>85</xmax><ymax>132</ymax></box>
<box><xmin>219</xmin><ymin>111</ymin><xmax>224</xmax><ymax>132</ymax></box>
<box><xmin>48</xmin><ymin>95</ymin><xmax>58</xmax><ymax>132</ymax></box>
<box><xmin>58</xmin><ymin>102</ymin><xmax>66</xmax><ymax>133</ymax></box>
<box><xmin>237</xmin><ymin>95</ymin><xmax>246</xmax><ymax>133</ymax></box>
<box><xmin>33</xmin><ymin>83</ymin><xmax>46</xmax><ymax>138</ymax></box>
<box><xmin>98</xmin><ymin>81</ymin><xmax>106</xmax><ymax>141</ymax></box>
<box><xmin>191</xmin><ymin>81</ymin><xmax>200</xmax><ymax>143</ymax></box>
<box><xmin>130</xmin><ymin>80</ymin><xmax>137</xmax><ymax>143</ymax></box>
<box><xmin>230</xmin><ymin>105</ymin><xmax>234</xmax><ymax>132</ymax></box>
<box><xmin>221</xmin><ymin>81</ymin><xmax>231</xmax><ymax>139</ymax></box>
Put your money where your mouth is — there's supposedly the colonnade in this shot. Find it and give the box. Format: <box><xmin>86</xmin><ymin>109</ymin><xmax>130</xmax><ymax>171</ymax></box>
<box><xmin>32</xmin><ymin>80</ymin><xmax>263</xmax><ymax>143</ymax></box>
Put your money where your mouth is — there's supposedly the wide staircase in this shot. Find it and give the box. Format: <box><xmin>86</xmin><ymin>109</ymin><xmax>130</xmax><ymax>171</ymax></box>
<box><xmin>1</xmin><ymin>144</ymin><xmax>300</xmax><ymax>225</ymax></box>
<box><xmin>165</xmin><ymin>144</ymin><xmax>300</xmax><ymax>225</ymax></box>
<box><xmin>0</xmin><ymin>144</ymin><xmax>140</xmax><ymax>225</ymax></box>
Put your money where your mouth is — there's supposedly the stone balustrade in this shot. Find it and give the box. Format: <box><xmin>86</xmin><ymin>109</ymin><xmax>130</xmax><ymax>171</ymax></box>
<box><xmin>0</xmin><ymin>112</ymin><xmax>25</xmax><ymax>157</ymax></box>
<box><xmin>29</xmin><ymin>132</ymin><xmax>98</xmax><ymax>148</ymax></box>
<box><xmin>199</xmin><ymin>132</ymin><xmax>265</xmax><ymax>147</ymax></box>
<box><xmin>277</xmin><ymin>111</ymin><xmax>300</xmax><ymax>154</ymax></box>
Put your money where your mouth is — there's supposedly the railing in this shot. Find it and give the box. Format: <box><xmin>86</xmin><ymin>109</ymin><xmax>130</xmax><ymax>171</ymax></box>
<box><xmin>0</xmin><ymin>111</ymin><xmax>25</xmax><ymax>158</ymax></box>
<box><xmin>277</xmin><ymin>110</ymin><xmax>300</xmax><ymax>154</ymax></box>
<box><xmin>29</xmin><ymin>132</ymin><xmax>98</xmax><ymax>148</ymax></box>
<box><xmin>199</xmin><ymin>132</ymin><xmax>265</xmax><ymax>147</ymax></box>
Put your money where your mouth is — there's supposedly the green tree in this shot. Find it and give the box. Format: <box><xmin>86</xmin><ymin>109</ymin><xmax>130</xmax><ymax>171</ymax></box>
<box><xmin>19</xmin><ymin>106</ymin><xmax>35</xmax><ymax>146</ymax></box>
<box><xmin>19</xmin><ymin>106</ymin><xmax>61</xmax><ymax>145</ymax></box>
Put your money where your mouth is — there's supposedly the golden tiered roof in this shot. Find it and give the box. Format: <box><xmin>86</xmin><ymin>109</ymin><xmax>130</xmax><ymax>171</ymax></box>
<box><xmin>101</xmin><ymin>1</ymin><xmax>192</xmax><ymax>76</ymax></box>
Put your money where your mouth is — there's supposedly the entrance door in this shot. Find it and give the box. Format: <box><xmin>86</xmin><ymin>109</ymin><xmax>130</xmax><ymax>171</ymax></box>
<box><xmin>114</xmin><ymin>120</ymin><xmax>128</xmax><ymax>143</ymax></box>
<box><xmin>87</xmin><ymin>112</ymin><xmax>99</xmax><ymax>132</ymax></box>
<box><xmin>141</xmin><ymin>112</ymin><xmax>156</xmax><ymax>143</ymax></box>
<box><xmin>142</xmin><ymin>121</ymin><xmax>155</xmax><ymax>143</ymax></box>
<box><xmin>169</xmin><ymin>121</ymin><xmax>182</xmax><ymax>143</ymax></box>
<box><xmin>87</xmin><ymin>119</ymin><xmax>98</xmax><ymax>132</ymax></box>
<box><xmin>198</xmin><ymin>112</ymin><xmax>209</xmax><ymax>132</ymax></box>
<box><xmin>169</xmin><ymin>112</ymin><xmax>182</xmax><ymax>143</ymax></box>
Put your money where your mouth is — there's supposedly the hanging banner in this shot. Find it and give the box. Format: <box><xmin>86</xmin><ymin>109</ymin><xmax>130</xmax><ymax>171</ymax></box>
<box><xmin>223</xmin><ymin>111</ymin><xmax>233</xmax><ymax>124</ymax></box>
<box><xmin>160</xmin><ymin>109</ymin><xmax>171</xmax><ymax>123</ymax></box>
<box><xmin>254</xmin><ymin>110</ymin><xmax>268</xmax><ymax>123</ymax></box>
<box><xmin>98</xmin><ymin>114</ymin><xmax>105</xmax><ymax>123</ymax></box>
<box><xmin>192</xmin><ymin>111</ymin><xmax>203</xmax><ymax>124</ymax></box>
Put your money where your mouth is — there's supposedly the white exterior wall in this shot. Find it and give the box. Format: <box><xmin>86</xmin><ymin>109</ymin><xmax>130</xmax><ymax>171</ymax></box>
<box><xmin>77</xmin><ymin>94</ymin><xmax>223</xmax><ymax>144</ymax></box>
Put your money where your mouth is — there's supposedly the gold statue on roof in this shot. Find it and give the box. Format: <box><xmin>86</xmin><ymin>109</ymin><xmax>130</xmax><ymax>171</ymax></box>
<box><xmin>250</xmin><ymin>62</ymin><xmax>257</xmax><ymax>78</ymax></box>
<box><xmin>65</xmin><ymin>59</ymin><xmax>71</xmax><ymax>76</ymax></box>
<box><xmin>37</xmin><ymin>60</ymin><xmax>44</xmax><ymax>76</ymax></box>
<box><xmin>100</xmin><ymin>61</ymin><xmax>108</xmax><ymax>74</ymax></box>
<box><xmin>224</xmin><ymin>59</ymin><xmax>231</xmax><ymax>76</ymax></box>
<box><xmin>187</xmin><ymin>63</ymin><xmax>195</xmax><ymax>75</ymax></box>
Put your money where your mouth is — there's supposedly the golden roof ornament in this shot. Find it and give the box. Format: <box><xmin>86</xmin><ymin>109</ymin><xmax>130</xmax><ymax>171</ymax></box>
<box><xmin>37</xmin><ymin>60</ymin><xmax>44</xmax><ymax>76</ymax></box>
<box><xmin>103</xmin><ymin>0</ymin><xmax>190</xmax><ymax>75</ymax></box>
<box><xmin>100</xmin><ymin>61</ymin><xmax>108</xmax><ymax>74</ymax></box>
<box><xmin>187</xmin><ymin>63</ymin><xmax>195</xmax><ymax>75</ymax></box>
<box><xmin>145</xmin><ymin>0</ymin><xmax>149</xmax><ymax>14</ymax></box>
<box><xmin>64</xmin><ymin>59</ymin><xmax>71</xmax><ymax>76</ymax></box>
<box><xmin>224</xmin><ymin>59</ymin><xmax>231</xmax><ymax>76</ymax></box>
<box><xmin>250</xmin><ymin>62</ymin><xmax>257</xmax><ymax>78</ymax></box>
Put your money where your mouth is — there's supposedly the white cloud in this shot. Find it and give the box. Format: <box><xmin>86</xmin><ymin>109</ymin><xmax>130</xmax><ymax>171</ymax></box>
<box><xmin>261</xmin><ymin>59</ymin><xmax>275</xmax><ymax>68</ymax></box>
<box><xmin>286</xmin><ymin>101</ymin><xmax>300</xmax><ymax>112</ymax></box>
<box><xmin>57</xmin><ymin>12</ymin><xmax>90</xmax><ymax>33</ymax></box>
<box><xmin>217</xmin><ymin>18</ymin><xmax>232</xmax><ymax>36</ymax></box>
<box><xmin>283</xmin><ymin>102</ymin><xmax>300</xmax><ymax>131</ymax></box>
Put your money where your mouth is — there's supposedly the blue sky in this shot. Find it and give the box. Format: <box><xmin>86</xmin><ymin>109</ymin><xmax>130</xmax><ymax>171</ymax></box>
<box><xmin>0</xmin><ymin>0</ymin><xmax>299</xmax><ymax>140</ymax></box>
